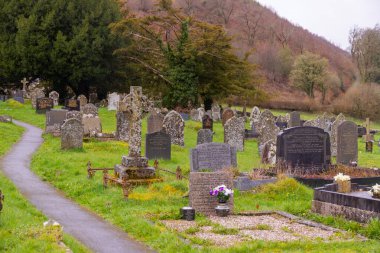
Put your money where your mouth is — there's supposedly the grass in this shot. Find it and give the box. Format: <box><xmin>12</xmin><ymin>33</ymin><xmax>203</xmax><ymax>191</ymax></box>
<box><xmin>0</xmin><ymin>121</ymin><xmax>89</xmax><ymax>253</ymax></box>
<box><xmin>2</xmin><ymin>101</ymin><xmax>380</xmax><ymax>252</ymax></box>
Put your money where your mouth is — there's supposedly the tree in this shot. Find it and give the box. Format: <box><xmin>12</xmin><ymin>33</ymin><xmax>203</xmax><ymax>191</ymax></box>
<box><xmin>111</xmin><ymin>1</ymin><xmax>263</xmax><ymax>109</ymax></box>
<box><xmin>290</xmin><ymin>52</ymin><xmax>328</xmax><ymax>100</ymax></box>
<box><xmin>0</xmin><ymin>0</ymin><xmax>121</xmax><ymax>98</ymax></box>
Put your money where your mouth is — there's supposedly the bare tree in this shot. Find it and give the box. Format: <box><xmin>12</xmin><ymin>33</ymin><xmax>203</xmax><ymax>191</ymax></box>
<box><xmin>210</xmin><ymin>0</ymin><xmax>236</xmax><ymax>25</ymax></box>
<box><xmin>271</xmin><ymin>20</ymin><xmax>294</xmax><ymax>48</ymax></box>
<box><xmin>240</xmin><ymin>0</ymin><xmax>263</xmax><ymax>47</ymax></box>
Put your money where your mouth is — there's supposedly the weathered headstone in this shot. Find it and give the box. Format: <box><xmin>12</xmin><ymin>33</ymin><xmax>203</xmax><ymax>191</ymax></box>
<box><xmin>337</xmin><ymin>121</ymin><xmax>358</xmax><ymax>165</ymax></box>
<box><xmin>82</xmin><ymin>103</ymin><xmax>98</xmax><ymax>116</ymax></box>
<box><xmin>82</xmin><ymin>115</ymin><xmax>102</xmax><ymax>136</ymax></box>
<box><xmin>66</xmin><ymin>111</ymin><xmax>83</xmax><ymax>122</ymax></box>
<box><xmin>61</xmin><ymin>118</ymin><xmax>83</xmax><ymax>149</ymax></box>
<box><xmin>261</xmin><ymin>139</ymin><xmax>276</xmax><ymax>165</ymax></box>
<box><xmin>211</xmin><ymin>103</ymin><xmax>221</xmax><ymax>121</ymax></box>
<box><xmin>78</xmin><ymin>95</ymin><xmax>88</xmax><ymax>107</ymax></box>
<box><xmin>256</xmin><ymin>109</ymin><xmax>280</xmax><ymax>145</ymax></box>
<box><xmin>49</xmin><ymin>91</ymin><xmax>59</xmax><ymax>106</ymax></box>
<box><xmin>147</xmin><ymin>111</ymin><xmax>164</xmax><ymax>134</ymax></box>
<box><xmin>224</xmin><ymin>116</ymin><xmax>245</xmax><ymax>151</ymax></box>
<box><xmin>30</xmin><ymin>88</ymin><xmax>45</xmax><ymax>109</ymax></box>
<box><xmin>145</xmin><ymin>131</ymin><xmax>171</xmax><ymax>160</ymax></box>
<box><xmin>249</xmin><ymin>106</ymin><xmax>261</xmax><ymax>130</ymax></box>
<box><xmin>289</xmin><ymin>111</ymin><xmax>301</xmax><ymax>127</ymax></box>
<box><xmin>190</xmin><ymin>109</ymin><xmax>199</xmax><ymax>121</ymax></box>
<box><xmin>197</xmin><ymin>107</ymin><xmax>205</xmax><ymax>122</ymax></box>
<box><xmin>276</xmin><ymin>126</ymin><xmax>331</xmax><ymax>171</ymax></box>
<box><xmin>197</xmin><ymin>129</ymin><xmax>213</xmax><ymax>145</ymax></box>
<box><xmin>45</xmin><ymin>109</ymin><xmax>68</xmax><ymax>135</ymax></box>
<box><xmin>331</xmin><ymin>113</ymin><xmax>346</xmax><ymax>156</ymax></box>
<box><xmin>107</xmin><ymin>92</ymin><xmax>120</xmax><ymax>111</ymax></box>
<box><xmin>190</xmin><ymin>143</ymin><xmax>237</xmax><ymax>171</ymax></box>
<box><xmin>202</xmin><ymin>114</ymin><xmax>213</xmax><ymax>131</ymax></box>
<box><xmin>222</xmin><ymin>108</ymin><xmax>235</xmax><ymax>126</ymax></box>
<box><xmin>162</xmin><ymin>110</ymin><xmax>185</xmax><ymax>146</ymax></box>
<box><xmin>36</xmin><ymin>98</ymin><xmax>54</xmax><ymax>114</ymax></box>
<box><xmin>303</xmin><ymin>113</ymin><xmax>333</xmax><ymax>134</ymax></box>
<box><xmin>275</xmin><ymin>115</ymin><xmax>288</xmax><ymax>130</ymax></box>
<box><xmin>115</xmin><ymin>111</ymin><xmax>130</xmax><ymax>141</ymax></box>
<box><xmin>64</xmin><ymin>99</ymin><xmax>80</xmax><ymax>111</ymax></box>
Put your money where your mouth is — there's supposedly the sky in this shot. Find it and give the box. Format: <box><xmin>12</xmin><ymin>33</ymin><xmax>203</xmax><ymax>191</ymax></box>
<box><xmin>256</xmin><ymin>0</ymin><xmax>380</xmax><ymax>50</ymax></box>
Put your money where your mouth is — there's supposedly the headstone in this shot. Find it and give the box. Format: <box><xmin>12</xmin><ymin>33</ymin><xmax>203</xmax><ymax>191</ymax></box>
<box><xmin>145</xmin><ymin>131</ymin><xmax>171</xmax><ymax>160</ymax></box>
<box><xmin>162</xmin><ymin>110</ymin><xmax>185</xmax><ymax>146</ymax></box>
<box><xmin>66</xmin><ymin>111</ymin><xmax>83</xmax><ymax>122</ymax></box>
<box><xmin>276</xmin><ymin>126</ymin><xmax>331</xmax><ymax>171</ymax></box>
<box><xmin>211</xmin><ymin>103</ymin><xmax>221</xmax><ymax>121</ymax></box>
<box><xmin>303</xmin><ymin>113</ymin><xmax>333</xmax><ymax>134</ymax></box>
<box><xmin>82</xmin><ymin>115</ymin><xmax>102</xmax><ymax>136</ymax></box>
<box><xmin>147</xmin><ymin>111</ymin><xmax>164</xmax><ymax>134</ymax></box>
<box><xmin>190</xmin><ymin>143</ymin><xmax>237</xmax><ymax>171</ymax></box>
<box><xmin>64</xmin><ymin>99</ymin><xmax>80</xmax><ymax>111</ymax></box>
<box><xmin>100</xmin><ymin>99</ymin><xmax>108</xmax><ymax>107</ymax></box>
<box><xmin>261</xmin><ymin>139</ymin><xmax>276</xmax><ymax>165</ymax></box>
<box><xmin>222</xmin><ymin>108</ymin><xmax>235</xmax><ymax>126</ymax></box>
<box><xmin>12</xmin><ymin>89</ymin><xmax>24</xmax><ymax>104</ymax></box>
<box><xmin>107</xmin><ymin>92</ymin><xmax>120</xmax><ymax>111</ymax></box>
<box><xmin>358</xmin><ymin>126</ymin><xmax>366</xmax><ymax>137</ymax></box>
<box><xmin>331</xmin><ymin>113</ymin><xmax>346</xmax><ymax>156</ymax></box>
<box><xmin>45</xmin><ymin>109</ymin><xmax>68</xmax><ymax>134</ymax></box>
<box><xmin>179</xmin><ymin>113</ymin><xmax>189</xmax><ymax>121</ymax></box>
<box><xmin>256</xmin><ymin>109</ymin><xmax>280</xmax><ymax>145</ymax></box>
<box><xmin>190</xmin><ymin>109</ymin><xmax>199</xmax><ymax>121</ymax></box>
<box><xmin>224</xmin><ymin>116</ymin><xmax>245</xmax><ymax>151</ymax></box>
<box><xmin>116</xmin><ymin>111</ymin><xmax>130</xmax><ymax>141</ymax></box>
<box><xmin>0</xmin><ymin>115</ymin><xmax>12</xmax><ymax>123</ymax></box>
<box><xmin>61</xmin><ymin>118</ymin><xmax>83</xmax><ymax>149</ymax></box>
<box><xmin>337</xmin><ymin>121</ymin><xmax>358</xmax><ymax>165</ymax></box>
<box><xmin>275</xmin><ymin>121</ymin><xmax>288</xmax><ymax>130</ymax></box>
<box><xmin>197</xmin><ymin>129</ymin><xmax>213</xmax><ymax>145</ymax></box>
<box><xmin>36</xmin><ymin>98</ymin><xmax>54</xmax><ymax>114</ymax></box>
<box><xmin>82</xmin><ymin>103</ymin><xmax>98</xmax><ymax>116</ymax></box>
<box><xmin>249</xmin><ymin>106</ymin><xmax>261</xmax><ymax>130</ymax></box>
<box><xmin>89</xmin><ymin>93</ymin><xmax>98</xmax><ymax>104</ymax></box>
<box><xmin>289</xmin><ymin>111</ymin><xmax>301</xmax><ymax>127</ymax></box>
<box><xmin>197</xmin><ymin>107</ymin><xmax>205</xmax><ymax>122</ymax></box>
<box><xmin>78</xmin><ymin>95</ymin><xmax>88</xmax><ymax>107</ymax></box>
<box><xmin>49</xmin><ymin>91</ymin><xmax>59</xmax><ymax>106</ymax></box>
<box><xmin>202</xmin><ymin>114</ymin><xmax>213</xmax><ymax>131</ymax></box>
<box><xmin>30</xmin><ymin>88</ymin><xmax>45</xmax><ymax>109</ymax></box>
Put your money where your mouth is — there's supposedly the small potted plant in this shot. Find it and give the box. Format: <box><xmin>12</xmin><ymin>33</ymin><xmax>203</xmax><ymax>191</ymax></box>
<box><xmin>369</xmin><ymin>184</ymin><xmax>380</xmax><ymax>199</ymax></box>
<box><xmin>333</xmin><ymin>173</ymin><xmax>351</xmax><ymax>193</ymax></box>
<box><xmin>210</xmin><ymin>184</ymin><xmax>233</xmax><ymax>216</ymax></box>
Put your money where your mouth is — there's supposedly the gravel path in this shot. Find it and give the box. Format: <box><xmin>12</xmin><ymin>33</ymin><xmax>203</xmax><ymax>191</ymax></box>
<box><xmin>0</xmin><ymin>120</ymin><xmax>155</xmax><ymax>253</ymax></box>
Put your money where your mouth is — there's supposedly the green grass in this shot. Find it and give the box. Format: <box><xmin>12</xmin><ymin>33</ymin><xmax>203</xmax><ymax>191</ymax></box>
<box><xmin>0</xmin><ymin>121</ymin><xmax>89</xmax><ymax>253</ymax></box>
<box><xmin>2</xmin><ymin>101</ymin><xmax>380</xmax><ymax>252</ymax></box>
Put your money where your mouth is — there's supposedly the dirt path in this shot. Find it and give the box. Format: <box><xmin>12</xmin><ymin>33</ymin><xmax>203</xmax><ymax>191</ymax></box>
<box><xmin>0</xmin><ymin>120</ymin><xmax>155</xmax><ymax>253</ymax></box>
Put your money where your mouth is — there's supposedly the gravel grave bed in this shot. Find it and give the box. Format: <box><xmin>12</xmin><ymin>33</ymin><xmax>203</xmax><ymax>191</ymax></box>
<box><xmin>161</xmin><ymin>213</ymin><xmax>361</xmax><ymax>247</ymax></box>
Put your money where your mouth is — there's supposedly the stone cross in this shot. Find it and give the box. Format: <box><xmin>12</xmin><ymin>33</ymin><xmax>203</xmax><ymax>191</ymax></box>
<box><xmin>365</xmin><ymin>118</ymin><xmax>371</xmax><ymax>142</ymax></box>
<box><xmin>21</xmin><ymin>78</ymin><xmax>28</xmax><ymax>91</ymax></box>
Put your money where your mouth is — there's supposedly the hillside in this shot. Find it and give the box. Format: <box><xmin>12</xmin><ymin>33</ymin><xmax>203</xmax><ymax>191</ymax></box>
<box><xmin>125</xmin><ymin>0</ymin><xmax>356</xmax><ymax>105</ymax></box>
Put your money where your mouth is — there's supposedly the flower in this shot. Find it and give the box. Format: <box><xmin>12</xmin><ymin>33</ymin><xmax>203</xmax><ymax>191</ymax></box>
<box><xmin>209</xmin><ymin>184</ymin><xmax>233</xmax><ymax>202</ymax></box>
<box><xmin>369</xmin><ymin>184</ymin><xmax>380</xmax><ymax>196</ymax></box>
<box><xmin>333</xmin><ymin>173</ymin><xmax>350</xmax><ymax>182</ymax></box>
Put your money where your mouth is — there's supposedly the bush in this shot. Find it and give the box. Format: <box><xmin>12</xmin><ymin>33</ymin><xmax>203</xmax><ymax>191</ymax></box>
<box><xmin>332</xmin><ymin>83</ymin><xmax>380</xmax><ymax>120</ymax></box>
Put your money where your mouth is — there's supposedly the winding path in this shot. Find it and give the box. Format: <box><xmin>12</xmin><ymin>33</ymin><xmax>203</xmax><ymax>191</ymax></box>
<box><xmin>0</xmin><ymin>120</ymin><xmax>155</xmax><ymax>253</ymax></box>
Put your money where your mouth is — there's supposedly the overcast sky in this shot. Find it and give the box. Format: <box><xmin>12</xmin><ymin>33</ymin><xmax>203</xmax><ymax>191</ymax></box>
<box><xmin>256</xmin><ymin>0</ymin><xmax>380</xmax><ymax>50</ymax></box>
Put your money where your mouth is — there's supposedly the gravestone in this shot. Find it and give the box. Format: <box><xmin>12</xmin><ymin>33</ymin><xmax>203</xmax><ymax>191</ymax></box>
<box><xmin>30</xmin><ymin>88</ymin><xmax>45</xmax><ymax>109</ymax></box>
<box><xmin>107</xmin><ymin>92</ymin><xmax>120</xmax><ymax>111</ymax></box>
<box><xmin>82</xmin><ymin>115</ymin><xmax>102</xmax><ymax>136</ymax></box>
<box><xmin>36</xmin><ymin>98</ymin><xmax>54</xmax><ymax>114</ymax></box>
<box><xmin>303</xmin><ymin>113</ymin><xmax>333</xmax><ymax>134</ymax></box>
<box><xmin>222</xmin><ymin>108</ymin><xmax>235</xmax><ymax>126</ymax></box>
<box><xmin>190</xmin><ymin>109</ymin><xmax>199</xmax><ymax>121</ymax></box>
<box><xmin>162</xmin><ymin>110</ymin><xmax>185</xmax><ymax>146</ymax></box>
<box><xmin>61</xmin><ymin>118</ymin><xmax>83</xmax><ymax>149</ymax></box>
<box><xmin>224</xmin><ymin>116</ymin><xmax>245</xmax><ymax>151</ymax></box>
<box><xmin>189</xmin><ymin>171</ymin><xmax>234</xmax><ymax>215</ymax></box>
<box><xmin>78</xmin><ymin>95</ymin><xmax>88</xmax><ymax>107</ymax></box>
<box><xmin>276</xmin><ymin>126</ymin><xmax>331</xmax><ymax>171</ymax></box>
<box><xmin>115</xmin><ymin>111</ymin><xmax>130</xmax><ymax>141</ymax></box>
<box><xmin>197</xmin><ymin>129</ymin><xmax>213</xmax><ymax>145</ymax></box>
<box><xmin>337</xmin><ymin>121</ymin><xmax>358</xmax><ymax>165</ymax></box>
<box><xmin>261</xmin><ymin>139</ymin><xmax>276</xmax><ymax>165</ymax></box>
<box><xmin>331</xmin><ymin>113</ymin><xmax>346</xmax><ymax>156</ymax></box>
<box><xmin>145</xmin><ymin>131</ymin><xmax>171</xmax><ymax>160</ymax></box>
<box><xmin>357</xmin><ymin>126</ymin><xmax>366</xmax><ymax>137</ymax></box>
<box><xmin>82</xmin><ymin>103</ymin><xmax>98</xmax><ymax>116</ymax></box>
<box><xmin>289</xmin><ymin>111</ymin><xmax>301</xmax><ymax>127</ymax></box>
<box><xmin>147</xmin><ymin>111</ymin><xmax>164</xmax><ymax>134</ymax></box>
<box><xmin>179</xmin><ymin>113</ymin><xmax>190</xmax><ymax>121</ymax></box>
<box><xmin>197</xmin><ymin>107</ymin><xmax>205</xmax><ymax>122</ymax></box>
<box><xmin>256</xmin><ymin>109</ymin><xmax>280</xmax><ymax>145</ymax></box>
<box><xmin>211</xmin><ymin>103</ymin><xmax>221</xmax><ymax>121</ymax></box>
<box><xmin>45</xmin><ymin>109</ymin><xmax>68</xmax><ymax>135</ymax></box>
<box><xmin>66</xmin><ymin>111</ymin><xmax>83</xmax><ymax>122</ymax></box>
<box><xmin>13</xmin><ymin>90</ymin><xmax>24</xmax><ymax>104</ymax></box>
<box><xmin>190</xmin><ymin>143</ymin><xmax>237</xmax><ymax>171</ymax></box>
<box><xmin>89</xmin><ymin>93</ymin><xmax>98</xmax><ymax>104</ymax></box>
<box><xmin>202</xmin><ymin>114</ymin><xmax>213</xmax><ymax>131</ymax></box>
<box><xmin>49</xmin><ymin>91</ymin><xmax>59</xmax><ymax>106</ymax></box>
<box><xmin>249</xmin><ymin>106</ymin><xmax>261</xmax><ymax>130</ymax></box>
<box><xmin>64</xmin><ymin>99</ymin><xmax>80</xmax><ymax>111</ymax></box>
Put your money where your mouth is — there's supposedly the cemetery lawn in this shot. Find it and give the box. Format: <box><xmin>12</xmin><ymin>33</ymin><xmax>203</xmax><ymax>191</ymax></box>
<box><xmin>0</xmin><ymin>121</ymin><xmax>89</xmax><ymax>253</ymax></box>
<box><xmin>2</xmin><ymin>101</ymin><xmax>380</xmax><ymax>252</ymax></box>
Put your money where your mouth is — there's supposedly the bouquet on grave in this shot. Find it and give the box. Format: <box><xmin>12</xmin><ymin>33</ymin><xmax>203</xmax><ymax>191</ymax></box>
<box><xmin>334</xmin><ymin>173</ymin><xmax>351</xmax><ymax>193</ymax></box>
<box><xmin>209</xmin><ymin>184</ymin><xmax>233</xmax><ymax>203</ymax></box>
<box><xmin>369</xmin><ymin>184</ymin><xmax>380</xmax><ymax>198</ymax></box>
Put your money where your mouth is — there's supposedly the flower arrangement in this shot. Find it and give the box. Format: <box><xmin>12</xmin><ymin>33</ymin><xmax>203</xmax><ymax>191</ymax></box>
<box><xmin>209</xmin><ymin>184</ymin><xmax>233</xmax><ymax>203</ymax></box>
<box><xmin>369</xmin><ymin>184</ymin><xmax>380</xmax><ymax>198</ymax></box>
<box><xmin>333</xmin><ymin>173</ymin><xmax>351</xmax><ymax>182</ymax></box>
<box><xmin>334</xmin><ymin>173</ymin><xmax>351</xmax><ymax>193</ymax></box>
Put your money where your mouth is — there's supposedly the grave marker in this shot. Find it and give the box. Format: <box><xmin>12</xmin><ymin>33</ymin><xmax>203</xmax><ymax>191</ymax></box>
<box><xmin>61</xmin><ymin>118</ymin><xmax>83</xmax><ymax>149</ymax></box>
<box><xmin>337</xmin><ymin>121</ymin><xmax>358</xmax><ymax>165</ymax></box>
<box><xmin>36</xmin><ymin>98</ymin><xmax>54</xmax><ymax>114</ymax></box>
<box><xmin>145</xmin><ymin>131</ymin><xmax>171</xmax><ymax>160</ymax></box>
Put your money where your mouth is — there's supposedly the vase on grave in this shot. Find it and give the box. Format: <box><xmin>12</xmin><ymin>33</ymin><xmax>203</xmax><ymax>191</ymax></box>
<box><xmin>337</xmin><ymin>180</ymin><xmax>351</xmax><ymax>193</ymax></box>
<box><xmin>215</xmin><ymin>202</ymin><xmax>230</xmax><ymax>217</ymax></box>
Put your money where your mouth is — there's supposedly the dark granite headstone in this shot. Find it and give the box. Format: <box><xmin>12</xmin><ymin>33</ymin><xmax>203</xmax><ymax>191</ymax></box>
<box><xmin>358</xmin><ymin>126</ymin><xmax>366</xmax><ymax>137</ymax></box>
<box><xmin>197</xmin><ymin>129</ymin><xmax>213</xmax><ymax>145</ymax></box>
<box><xmin>179</xmin><ymin>113</ymin><xmax>189</xmax><ymax>121</ymax></box>
<box><xmin>64</xmin><ymin>99</ymin><xmax>80</xmax><ymax>111</ymax></box>
<box><xmin>337</xmin><ymin>121</ymin><xmax>358</xmax><ymax>165</ymax></box>
<box><xmin>45</xmin><ymin>109</ymin><xmax>68</xmax><ymax>134</ymax></box>
<box><xmin>190</xmin><ymin>143</ymin><xmax>237</xmax><ymax>171</ymax></box>
<box><xmin>202</xmin><ymin>115</ymin><xmax>213</xmax><ymax>131</ymax></box>
<box><xmin>145</xmin><ymin>131</ymin><xmax>171</xmax><ymax>160</ymax></box>
<box><xmin>36</xmin><ymin>98</ymin><xmax>54</xmax><ymax>114</ymax></box>
<box><xmin>276</xmin><ymin>126</ymin><xmax>331</xmax><ymax>171</ymax></box>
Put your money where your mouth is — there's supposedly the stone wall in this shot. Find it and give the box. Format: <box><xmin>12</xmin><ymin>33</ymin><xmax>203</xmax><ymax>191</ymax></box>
<box><xmin>189</xmin><ymin>172</ymin><xmax>233</xmax><ymax>215</ymax></box>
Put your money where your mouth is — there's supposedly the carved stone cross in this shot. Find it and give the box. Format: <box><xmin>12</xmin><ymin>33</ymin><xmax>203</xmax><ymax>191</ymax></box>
<box><xmin>21</xmin><ymin>78</ymin><xmax>28</xmax><ymax>91</ymax></box>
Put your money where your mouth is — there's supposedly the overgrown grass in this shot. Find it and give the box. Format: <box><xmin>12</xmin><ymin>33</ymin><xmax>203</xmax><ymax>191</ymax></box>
<box><xmin>0</xmin><ymin>122</ymin><xmax>89</xmax><ymax>253</ymax></box>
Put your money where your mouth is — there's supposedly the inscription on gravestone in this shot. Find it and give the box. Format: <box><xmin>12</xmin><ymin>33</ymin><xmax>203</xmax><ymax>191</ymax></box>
<box><xmin>276</xmin><ymin>127</ymin><xmax>331</xmax><ymax>171</ymax></box>
<box><xmin>191</xmin><ymin>143</ymin><xmax>237</xmax><ymax>172</ymax></box>
<box><xmin>337</xmin><ymin>121</ymin><xmax>358</xmax><ymax>165</ymax></box>
<box><xmin>145</xmin><ymin>131</ymin><xmax>171</xmax><ymax>160</ymax></box>
<box><xmin>197</xmin><ymin>129</ymin><xmax>213</xmax><ymax>145</ymax></box>
<box><xmin>45</xmin><ymin>109</ymin><xmax>68</xmax><ymax>134</ymax></box>
<box><xmin>36</xmin><ymin>98</ymin><xmax>54</xmax><ymax>114</ymax></box>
